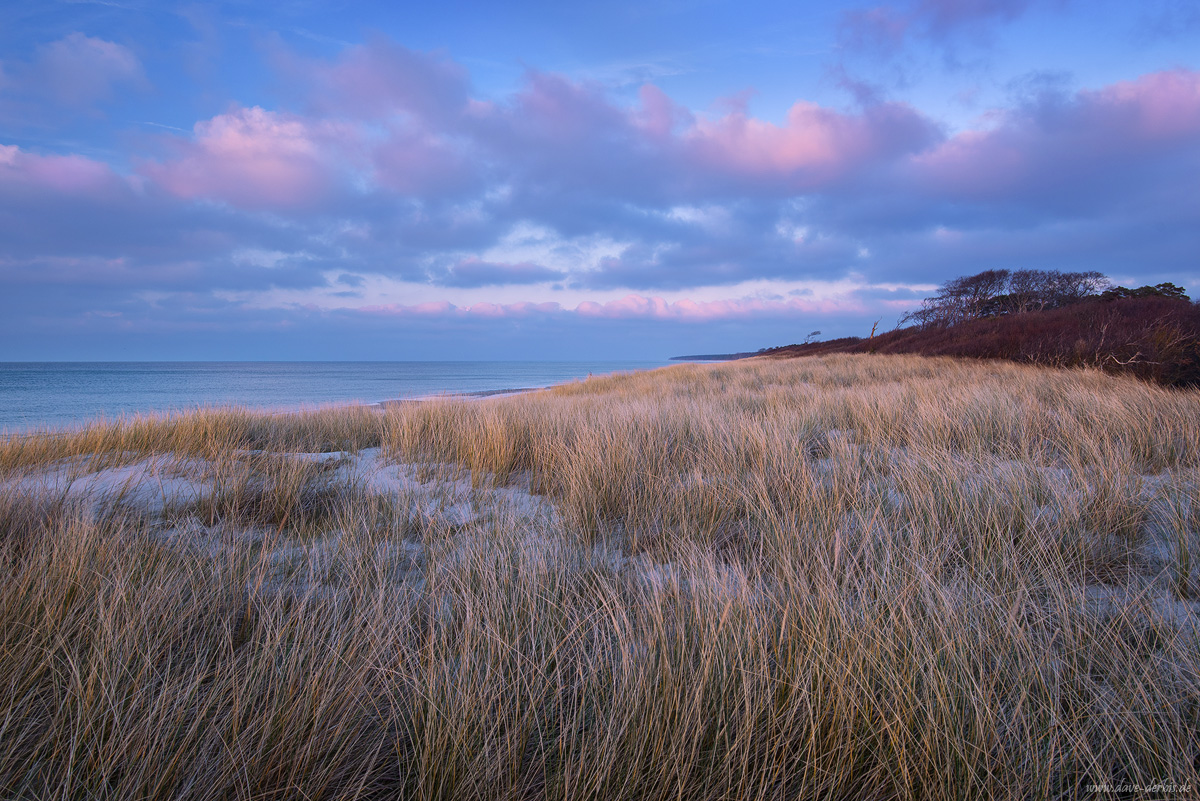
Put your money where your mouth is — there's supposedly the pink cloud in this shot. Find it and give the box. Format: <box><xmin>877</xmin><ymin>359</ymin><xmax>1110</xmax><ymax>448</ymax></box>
<box><xmin>30</xmin><ymin>38</ymin><xmax>1199</xmax><ymax>227</ymax></box>
<box><xmin>242</xmin><ymin>38</ymin><xmax>941</xmax><ymax>202</ymax></box>
<box><xmin>509</xmin><ymin>73</ymin><xmax>626</xmax><ymax>143</ymax></box>
<box><xmin>11</xmin><ymin>35</ymin><xmax>1197</xmax><ymax>310</ymax></box>
<box><xmin>475</xmin><ymin>71</ymin><xmax>638</xmax><ymax>173</ymax></box>
<box><xmin>349</xmin><ymin>294</ymin><xmax>860</xmax><ymax>322</ymax></box>
<box><xmin>147</xmin><ymin>60</ymin><xmax>936</xmax><ymax>210</ymax></box>
<box><xmin>574</xmin><ymin>294</ymin><xmax>862</xmax><ymax>320</ymax></box>
<box><xmin>1084</xmin><ymin>69</ymin><xmax>1200</xmax><ymax>140</ymax></box>
<box><xmin>684</xmin><ymin>98</ymin><xmax>938</xmax><ymax>186</ymax></box>
<box><xmin>143</xmin><ymin>106</ymin><xmax>355</xmax><ymax>210</ymax></box>
<box><xmin>224</xmin><ymin>40</ymin><xmax>479</xmax><ymax>200</ymax></box>
<box><xmin>911</xmin><ymin>68</ymin><xmax>1200</xmax><ymax>201</ymax></box>
<box><xmin>0</xmin><ymin>144</ymin><xmax>125</xmax><ymax>196</ymax></box>
<box><xmin>634</xmin><ymin>85</ymin><xmax>695</xmax><ymax>139</ymax></box>
<box><xmin>465</xmin><ymin>68</ymin><xmax>938</xmax><ymax>195</ymax></box>
<box><xmin>370</xmin><ymin>126</ymin><xmax>474</xmax><ymax>196</ymax></box>
<box><xmin>688</xmin><ymin>102</ymin><xmax>864</xmax><ymax>181</ymax></box>
<box><xmin>910</xmin><ymin>129</ymin><xmax>1026</xmax><ymax>196</ymax></box>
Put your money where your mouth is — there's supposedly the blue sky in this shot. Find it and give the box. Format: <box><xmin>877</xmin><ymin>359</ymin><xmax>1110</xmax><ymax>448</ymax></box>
<box><xmin>2</xmin><ymin>0</ymin><xmax>1198</xmax><ymax>360</ymax></box>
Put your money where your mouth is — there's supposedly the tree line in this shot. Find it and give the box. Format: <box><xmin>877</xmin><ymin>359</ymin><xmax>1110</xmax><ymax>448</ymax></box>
<box><xmin>900</xmin><ymin>269</ymin><xmax>1191</xmax><ymax>330</ymax></box>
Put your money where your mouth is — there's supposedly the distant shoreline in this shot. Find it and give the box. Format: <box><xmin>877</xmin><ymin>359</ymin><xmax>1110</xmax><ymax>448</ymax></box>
<box><xmin>375</xmin><ymin>386</ymin><xmax>547</xmax><ymax>406</ymax></box>
<box><xmin>669</xmin><ymin>352</ymin><xmax>761</xmax><ymax>361</ymax></box>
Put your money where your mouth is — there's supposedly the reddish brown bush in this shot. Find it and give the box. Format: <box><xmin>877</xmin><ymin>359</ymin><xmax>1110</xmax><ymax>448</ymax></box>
<box><xmin>765</xmin><ymin>297</ymin><xmax>1200</xmax><ymax>386</ymax></box>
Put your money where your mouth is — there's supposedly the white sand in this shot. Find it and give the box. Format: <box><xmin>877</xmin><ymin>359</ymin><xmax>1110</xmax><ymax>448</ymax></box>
<box><xmin>9</xmin><ymin>454</ymin><xmax>212</xmax><ymax>515</ymax></box>
<box><xmin>5</xmin><ymin>444</ymin><xmax>1197</xmax><ymax>633</ymax></box>
<box><xmin>8</xmin><ymin>447</ymin><xmax>554</xmax><ymax>529</ymax></box>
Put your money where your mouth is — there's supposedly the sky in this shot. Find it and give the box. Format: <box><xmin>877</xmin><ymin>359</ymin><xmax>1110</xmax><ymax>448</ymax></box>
<box><xmin>1</xmin><ymin>0</ymin><xmax>1198</xmax><ymax>361</ymax></box>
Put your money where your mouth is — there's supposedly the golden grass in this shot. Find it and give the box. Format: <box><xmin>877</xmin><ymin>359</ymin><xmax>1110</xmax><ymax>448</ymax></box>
<box><xmin>1</xmin><ymin>354</ymin><xmax>1198</xmax><ymax>799</ymax></box>
<box><xmin>0</xmin><ymin>404</ymin><xmax>383</xmax><ymax>475</ymax></box>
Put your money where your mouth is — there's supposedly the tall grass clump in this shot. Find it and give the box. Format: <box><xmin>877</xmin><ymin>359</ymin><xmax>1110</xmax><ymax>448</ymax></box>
<box><xmin>2</xmin><ymin>353</ymin><xmax>1199</xmax><ymax>799</ymax></box>
<box><xmin>0</xmin><ymin>403</ymin><xmax>383</xmax><ymax>476</ymax></box>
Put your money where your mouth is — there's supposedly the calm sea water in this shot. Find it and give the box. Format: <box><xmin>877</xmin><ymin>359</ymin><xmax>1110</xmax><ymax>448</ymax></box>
<box><xmin>0</xmin><ymin>361</ymin><xmax>670</xmax><ymax>433</ymax></box>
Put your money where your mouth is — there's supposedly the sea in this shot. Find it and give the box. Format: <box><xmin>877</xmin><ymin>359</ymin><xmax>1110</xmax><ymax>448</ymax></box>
<box><xmin>0</xmin><ymin>361</ymin><xmax>671</xmax><ymax>433</ymax></box>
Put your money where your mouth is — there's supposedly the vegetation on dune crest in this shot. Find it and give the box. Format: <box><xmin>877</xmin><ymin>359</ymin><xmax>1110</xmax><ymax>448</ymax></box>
<box><xmin>767</xmin><ymin>269</ymin><xmax>1200</xmax><ymax>386</ymax></box>
<box><xmin>2</xmin><ymin>354</ymin><xmax>1199</xmax><ymax>799</ymax></box>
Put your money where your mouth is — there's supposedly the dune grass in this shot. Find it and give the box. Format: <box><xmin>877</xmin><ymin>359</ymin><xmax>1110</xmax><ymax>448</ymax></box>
<box><xmin>0</xmin><ymin>403</ymin><xmax>383</xmax><ymax>474</ymax></box>
<box><xmin>1</xmin><ymin>354</ymin><xmax>1198</xmax><ymax>799</ymax></box>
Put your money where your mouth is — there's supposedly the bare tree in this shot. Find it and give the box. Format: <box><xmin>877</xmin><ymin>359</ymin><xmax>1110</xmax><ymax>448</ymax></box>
<box><xmin>899</xmin><ymin>301</ymin><xmax>945</xmax><ymax>330</ymax></box>
<box><xmin>1050</xmin><ymin>271</ymin><xmax>1109</xmax><ymax>307</ymax></box>
<box><xmin>954</xmin><ymin>269</ymin><xmax>1011</xmax><ymax>319</ymax></box>
<box><xmin>900</xmin><ymin>268</ymin><xmax>1112</xmax><ymax>330</ymax></box>
<box><xmin>1007</xmin><ymin>269</ymin><xmax>1050</xmax><ymax>314</ymax></box>
<box><xmin>912</xmin><ymin>269</ymin><xmax>1011</xmax><ymax>327</ymax></box>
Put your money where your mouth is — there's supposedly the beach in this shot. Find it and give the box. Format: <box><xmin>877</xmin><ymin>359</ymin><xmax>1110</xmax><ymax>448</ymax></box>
<box><xmin>2</xmin><ymin>353</ymin><xmax>1198</xmax><ymax>798</ymax></box>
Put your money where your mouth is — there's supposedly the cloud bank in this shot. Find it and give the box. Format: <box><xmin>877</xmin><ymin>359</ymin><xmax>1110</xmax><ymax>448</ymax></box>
<box><xmin>2</xmin><ymin>33</ymin><xmax>1198</xmax><ymax>358</ymax></box>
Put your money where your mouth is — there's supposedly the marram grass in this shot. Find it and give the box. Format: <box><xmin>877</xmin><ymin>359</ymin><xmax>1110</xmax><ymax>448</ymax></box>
<box><xmin>1</xmin><ymin>354</ymin><xmax>1198</xmax><ymax>800</ymax></box>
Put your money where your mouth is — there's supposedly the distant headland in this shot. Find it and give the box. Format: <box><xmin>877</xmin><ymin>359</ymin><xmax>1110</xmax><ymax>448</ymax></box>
<box><xmin>675</xmin><ymin>269</ymin><xmax>1200</xmax><ymax>387</ymax></box>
